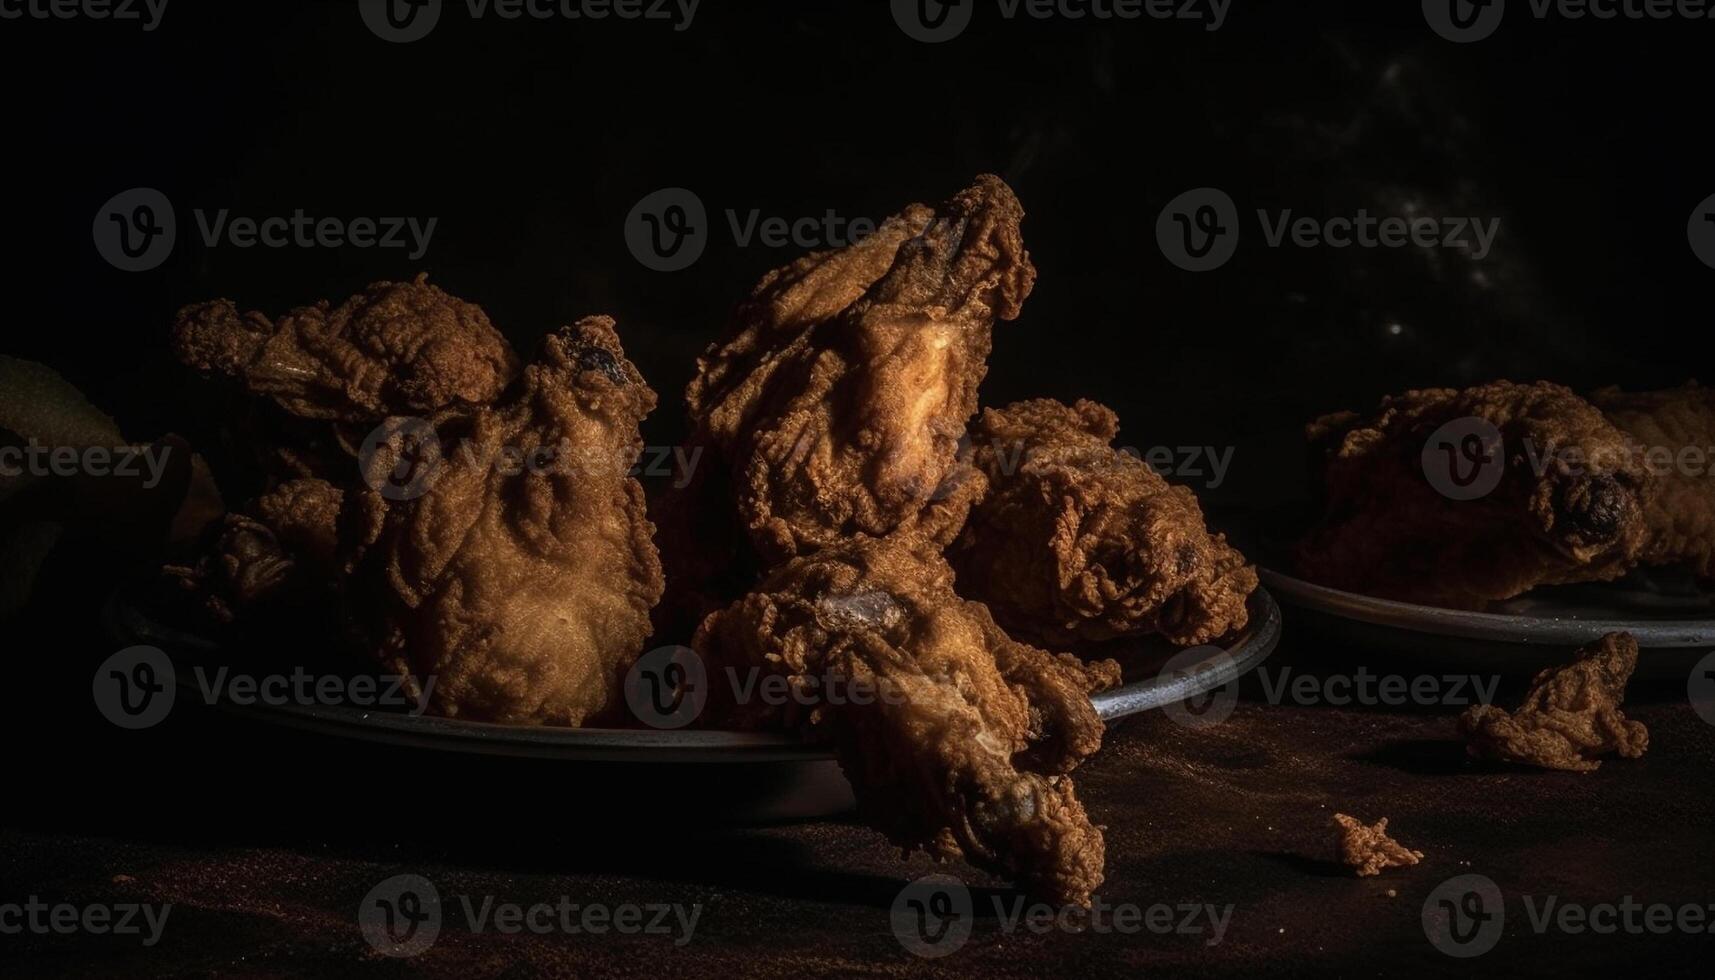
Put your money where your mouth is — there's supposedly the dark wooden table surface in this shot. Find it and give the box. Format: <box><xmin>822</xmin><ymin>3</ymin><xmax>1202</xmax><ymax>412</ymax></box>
<box><xmin>6</xmin><ymin>630</ymin><xmax>1714</xmax><ymax>979</ymax></box>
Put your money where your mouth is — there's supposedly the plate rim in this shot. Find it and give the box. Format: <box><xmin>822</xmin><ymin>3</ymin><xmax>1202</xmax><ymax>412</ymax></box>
<box><xmin>1258</xmin><ymin>566</ymin><xmax>1715</xmax><ymax>648</ymax></box>
<box><xmin>107</xmin><ymin>587</ymin><xmax>1282</xmax><ymax>762</ymax></box>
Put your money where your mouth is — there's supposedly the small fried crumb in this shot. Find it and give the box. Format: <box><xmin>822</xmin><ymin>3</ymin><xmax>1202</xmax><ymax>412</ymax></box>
<box><xmin>1459</xmin><ymin>632</ymin><xmax>1649</xmax><ymax>772</ymax></box>
<box><xmin>1332</xmin><ymin>813</ymin><xmax>1424</xmax><ymax>877</ymax></box>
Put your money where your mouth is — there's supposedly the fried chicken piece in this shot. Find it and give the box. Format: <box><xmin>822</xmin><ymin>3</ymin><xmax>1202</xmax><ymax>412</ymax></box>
<box><xmin>683</xmin><ymin>175</ymin><xmax>1036</xmax><ymax>564</ymax></box>
<box><xmin>950</xmin><ymin>399</ymin><xmax>1257</xmax><ymax>647</ymax></box>
<box><xmin>165</xmin><ymin>478</ymin><xmax>343</xmax><ymax>623</ymax></box>
<box><xmin>1331</xmin><ymin>813</ymin><xmax>1423</xmax><ymax>877</ymax></box>
<box><xmin>1591</xmin><ymin>383</ymin><xmax>1715</xmax><ymax>578</ymax></box>
<box><xmin>1459</xmin><ymin>632</ymin><xmax>1649</xmax><ymax>772</ymax></box>
<box><xmin>1298</xmin><ymin>381</ymin><xmax>1650</xmax><ymax>608</ymax></box>
<box><xmin>694</xmin><ymin>537</ymin><xmax>1120</xmax><ymax>907</ymax></box>
<box><xmin>173</xmin><ymin>273</ymin><xmax>520</xmax><ymax>425</ymax></box>
<box><xmin>342</xmin><ymin>317</ymin><xmax>662</xmax><ymax>725</ymax></box>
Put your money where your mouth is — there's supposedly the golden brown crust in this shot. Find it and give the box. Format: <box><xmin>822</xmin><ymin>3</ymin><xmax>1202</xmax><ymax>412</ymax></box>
<box><xmin>1298</xmin><ymin>380</ymin><xmax>1650</xmax><ymax>608</ymax></box>
<box><xmin>252</xmin><ymin>478</ymin><xmax>344</xmax><ymax>569</ymax></box>
<box><xmin>950</xmin><ymin>398</ymin><xmax>1257</xmax><ymax>646</ymax></box>
<box><xmin>1459</xmin><ymin>632</ymin><xmax>1649</xmax><ymax>771</ymax></box>
<box><xmin>164</xmin><ymin>478</ymin><xmax>344</xmax><ymax>623</ymax></box>
<box><xmin>693</xmin><ymin>537</ymin><xmax>1116</xmax><ymax>907</ymax></box>
<box><xmin>343</xmin><ymin>317</ymin><xmax>662</xmax><ymax>725</ymax></box>
<box><xmin>1332</xmin><ymin>814</ymin><xmax>1423</xmax><ymax>877</ymax></box>
<box><xmin>173</xmin><ymin>273</ymin><xmax>520</xmax><ymax>424</ymax></box>
<box><xmin>684</xmin><ymin>176</ymin><xmax>1036</xmax><ymax>564</ymax></box>
<box><xmin>1591</xmin><ymin>383</ymin><xmax>1715</xmax><ymax>578</ymax></box>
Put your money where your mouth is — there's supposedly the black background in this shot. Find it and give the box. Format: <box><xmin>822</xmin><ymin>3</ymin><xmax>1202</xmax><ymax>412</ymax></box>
<box><xmin>4</xmin><ymin>0</ymin><xmax>1710</xmax><ymax>513</ymax></box>
<box><xmin>3</xmin><ymin>2</ymin><xmax>1712</xmax><ymax>976</ymax></box>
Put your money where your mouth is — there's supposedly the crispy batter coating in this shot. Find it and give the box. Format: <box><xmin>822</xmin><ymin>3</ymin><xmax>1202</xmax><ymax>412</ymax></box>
<box><xmin>173</xmin><ymin>273</ymin><xmax>520</xmax><ymax>424</ymax></box>
<box><xmin>1459</xmin><ymin>632</ymin><xmax>1649</xmax><ymax>772</ymax></box>
<box><xmin>343</xmin><ymin>318</ymin><xmax>662</xmax><ymax>725</ymax></box>
<box><xmin>684</xmin><ymin>175</ymin><xmax>1035</xmax><ymax>564</ymax></box>
<box><xmin>1591</xmin><ymin>383</ymin><xmax>1715</xmax><ymax>578</ymax></box>
<box><xmin>1331</xmin><ymin>813</ymin><xmax>1423</xmax><ymax>877</ymax></box>
<box><xmin>165</xmin><ymin>478</ymin><xmax>343</xmax><ymax>623</ymax></box>
<box><xmin>694</xmin><ymin>537</ymin><xmax>1119</xmax><ymax>907</ymax></box>
<box><xmin>951</xmin><ymin>399</ymin><xmax>1257</xmax><ymax>646</ymax></box>
<box><xmin>1299</xmin><ymin>381</ymin><xmax>1650</xmax><ymax>608</ymax></box>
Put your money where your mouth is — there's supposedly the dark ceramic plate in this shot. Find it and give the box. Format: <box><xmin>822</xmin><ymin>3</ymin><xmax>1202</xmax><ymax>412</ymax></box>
<box><xmin>1260</xmin><ymin>567</ymin><xmax>1714</xmax><ymax>676</ymax></box>
<box><xmin>105</xmin><ymin>588</ymin><xmax>1281</xmax><ymax>762</ymax></box>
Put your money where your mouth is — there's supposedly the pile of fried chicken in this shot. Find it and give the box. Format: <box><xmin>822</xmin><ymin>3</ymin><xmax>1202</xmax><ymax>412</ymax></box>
<box><xmin>1298</xmin><ymin>379</ymin><xmax>1715</xmax><ymax>607</ymax></box>
<box><xmin>166</xmin><ymin>177</ymin><xmax>1258</xmax><ymax>907</ymax></box>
